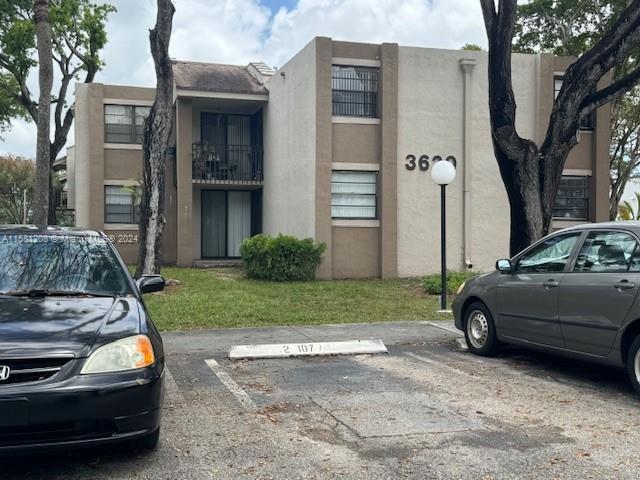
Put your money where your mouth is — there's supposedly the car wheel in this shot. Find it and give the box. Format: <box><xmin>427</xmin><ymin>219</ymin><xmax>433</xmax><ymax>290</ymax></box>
<box><xmin>464</xmin><ymin>302</ymin><xmax>499</xmax><ymax>357</ymax></box>
<box><xmin>626</xmin><ymin>336</ymin><xmax>640</xmax><ymax>397</ymax></box>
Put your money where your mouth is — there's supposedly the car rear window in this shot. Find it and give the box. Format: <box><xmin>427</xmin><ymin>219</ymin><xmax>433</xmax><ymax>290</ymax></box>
<box><xmin>0</xmin><ymin>234</ymin><xmax>134</xmax><ymax>296</ymax></box>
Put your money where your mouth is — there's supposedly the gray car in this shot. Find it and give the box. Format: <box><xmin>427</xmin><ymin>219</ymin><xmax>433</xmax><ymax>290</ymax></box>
<box><xmin>453</xmin><ymin>221</ymin><xmax>640</xmax><ymax>396</ymax></box>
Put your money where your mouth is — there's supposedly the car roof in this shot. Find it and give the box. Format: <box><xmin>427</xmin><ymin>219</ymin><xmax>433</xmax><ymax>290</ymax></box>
<box><xmin>560</xmin><ymin>221</ymin><xmax>640</xmax><ymax>233</ymax></box>
<box><xmin>0</xmin><ymin>225</ymin><xmax>103</xmax><ymax>237</ymax></box>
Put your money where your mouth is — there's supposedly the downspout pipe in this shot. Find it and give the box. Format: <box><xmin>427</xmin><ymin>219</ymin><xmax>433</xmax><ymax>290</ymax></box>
<box><xmin>459</xmin><ymin>58</ymin><xmax>477</xmax><ymax>270</ymax></box>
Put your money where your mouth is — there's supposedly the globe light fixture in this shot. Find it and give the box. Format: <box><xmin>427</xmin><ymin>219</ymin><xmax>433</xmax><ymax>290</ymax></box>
<box><xmin>431</xmin><ymin>158</ymin><xmax>457</xmax><ymax>311</ymax></box>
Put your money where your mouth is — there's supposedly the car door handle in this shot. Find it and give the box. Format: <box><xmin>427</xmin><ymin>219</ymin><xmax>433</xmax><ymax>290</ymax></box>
<box><xmin>542</xmin><ymin>279</ymin><xmax>558</xmax><ymax>289</ymax></box>
<box><xmin>614</xmin><ymin>280</ymin><xmax>635</xmax><ymax>291</ymax></box>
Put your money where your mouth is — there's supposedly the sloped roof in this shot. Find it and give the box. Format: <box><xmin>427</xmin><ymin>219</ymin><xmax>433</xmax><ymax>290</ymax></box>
<box><xmin>172</xmin><ymin>60</ymin><xmax>268</xmax><ymax>95</ymax></box>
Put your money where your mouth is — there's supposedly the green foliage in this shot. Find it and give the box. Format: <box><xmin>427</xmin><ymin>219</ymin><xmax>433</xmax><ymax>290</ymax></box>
<box><xmin>422</xmin><ymin>270</ymin><xmax>480</xmax><ymax>296</ymax></box>
<box><xmin>461</xmin><ymin>43</ymin><xmax>483</xmax><ymax>51</ymax></box>
<box><xmin>240</xmin><ymin>234</ymin><xmax>326</xmax><ymax>282</ymax></box>
<box><xmin>0</xmin><ymin>0</ymin><xmax>116</xmax><ymax>128</ymax></box>
<box><xmin>618</xmin><ymin>192</ymin><xmax>640</xmax><ymax>220</ymax></box>
<box><xmin>0</xmin><ymin>155</ymin><xmax>34</xmax><ymax>224</ymax></box>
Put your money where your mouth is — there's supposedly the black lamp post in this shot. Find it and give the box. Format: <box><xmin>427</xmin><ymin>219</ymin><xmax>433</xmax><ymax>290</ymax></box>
<box><xmin>430</xmin><ymin>159</ymin><xmax>457</xmax><ymax>311</ymax></box>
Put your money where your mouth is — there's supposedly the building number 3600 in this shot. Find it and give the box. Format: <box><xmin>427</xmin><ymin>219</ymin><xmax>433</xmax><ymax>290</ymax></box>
<box><xmin>404</xmin><ymin>154</ymin><xmax>457</xmax><ymax>171</ymax></box>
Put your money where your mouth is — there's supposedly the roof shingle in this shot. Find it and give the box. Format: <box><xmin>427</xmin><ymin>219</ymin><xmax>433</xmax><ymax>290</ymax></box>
<box><xmin>172</xmin><ymin>60</ymin><xmax>268</xmax><ymax>95</ymax></box>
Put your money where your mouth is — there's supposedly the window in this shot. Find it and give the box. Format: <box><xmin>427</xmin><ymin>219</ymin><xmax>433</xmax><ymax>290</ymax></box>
<box><xmin>104</xmin><ymin>105</ymin><xmax>151</xmax><ymax>144</ymax></box>
<box><xmin>104</xmin><ymin>186</ymin><xmax>140</xmax><ymax>224</ymax></box>
<box><xmin>573</xmin><ymin>231</ymin><xmax>639</xmax><ymax>273</ymax></box>
<box><xmin>0</xmin><ymin>234</ymin><xmax>133</xmax><ymax>296</ymax></box>
<box><xmin>517</xmin><ymin>232</ymin><xmax>581</xmax><ymax>273</ymax></box>
<box><xmin>554</xmin><ymin>76</ymin><xmax>595</xmax><ymax>129</ymax></box>
<box><xmin>331</xmin><ymin>171</ymin><xmax>377</xmax><ymax>219</ymax></box>
<box><xmin>332</xmin><ymin>65</ymin><xmax>379</xmax><ymax>118</ymax></box>
<box><xmin>553</xmin><ymin>176</ymin><xmax>589</xmax><ymax>220</ymax></box>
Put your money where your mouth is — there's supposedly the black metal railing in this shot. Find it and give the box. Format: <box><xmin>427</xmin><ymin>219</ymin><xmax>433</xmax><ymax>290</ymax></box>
<box><xmin>192</xmin><ymin>143</ymin><xmax>263</xmax><ymax>183</ymax></box>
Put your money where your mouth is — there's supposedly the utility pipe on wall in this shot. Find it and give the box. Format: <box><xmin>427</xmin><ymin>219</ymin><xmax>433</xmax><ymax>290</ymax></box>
<box><xmin>459</xmin><ymin>58</ymin><xmax>477</xmax><ymax>270</ymax></box>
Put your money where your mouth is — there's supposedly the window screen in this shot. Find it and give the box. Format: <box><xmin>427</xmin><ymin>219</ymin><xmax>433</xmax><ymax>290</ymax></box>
<box><xmin>553</xmin><ymin>176</ymin><xmax>589</xmax><ymax>220</ymax></box>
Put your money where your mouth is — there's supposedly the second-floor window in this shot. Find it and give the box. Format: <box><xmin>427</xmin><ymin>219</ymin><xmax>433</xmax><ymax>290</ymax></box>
<box><xmin>104</xmin><ymin>185</ymin><xmax>140</xmax><ymax>224</ymax></box>
<box><xmin>104</xmin><ymin>105</ymin><xmax>151</xmax><ymax>144</ymax></box>
<box><xmin>554</xmin><ymin>76</ymin><xmax>595</xmax><ymax>130</ymax></box>
<box><xmin>332</xmin><ymin>65</ymin><xmax>379</xmax><ymax>118</ymax></box>
<box><xmin>552</xmin><ymin>175</ymin><xmax>589</xmax><ymax>221</ymax></box>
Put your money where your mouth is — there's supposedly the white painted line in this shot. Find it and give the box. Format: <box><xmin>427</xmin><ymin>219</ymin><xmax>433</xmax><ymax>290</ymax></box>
<box><xmin>427</xmin><ymin>321</ymin><xmax>463</xmax><ymax>336</ymax></box>
<box><xmin>204</xmin><ymin>359</ymin><xmax>257</xmax><ymax>411</ymax></box>
<box><xmin>229</xmin><ymin>339</ymin><xmax>388</xmax><ymax>360</ymax></box>
<box><xmin>163</xmin><ymin>367</ymin><xmax>185</xmax><ymax>403</ymax></box>
<box><xmin>404</xmin><ymin>352</ymin><xmax>476</xmax><ymax>379</ymax></box>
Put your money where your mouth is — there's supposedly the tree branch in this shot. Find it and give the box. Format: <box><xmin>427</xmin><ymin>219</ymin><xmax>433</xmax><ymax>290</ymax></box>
<box><xmin>581</xmin><ymin>65</ymin><xmax>640</xmax><ymax>114</ymax></box>
<box><xmin>479</xmin><ymin>0</ymin><xmax>497</xmax><ymax>35</ymax></box>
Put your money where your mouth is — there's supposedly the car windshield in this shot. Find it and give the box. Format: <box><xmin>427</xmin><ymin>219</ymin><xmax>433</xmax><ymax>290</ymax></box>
<box><xmin>0</xmin><ymin>233</ymin><xmax>133</xmax><ymax>297</ymax></box>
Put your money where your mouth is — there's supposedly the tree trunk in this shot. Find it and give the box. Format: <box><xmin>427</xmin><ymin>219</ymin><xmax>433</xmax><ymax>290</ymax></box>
<box><xmin>135</xmin><ymin>0</ymin><xmax>175</xmax><ymax>277</ymax></box>
<box><xmin>480</xmin><ymin>0</ymin><xmax>640</xmax><ymax>256</ymax></box>
<box><xmin>33</xmin><ymin>0</ymin><xmax>53</xmax><ymax>226</ymax></box>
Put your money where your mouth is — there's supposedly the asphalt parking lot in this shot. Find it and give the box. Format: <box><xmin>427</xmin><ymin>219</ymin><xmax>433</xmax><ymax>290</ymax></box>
<box><xmin>2</xmin><ymin>321</ymin><xmax>639</xmax><ymax>480</ymax></box>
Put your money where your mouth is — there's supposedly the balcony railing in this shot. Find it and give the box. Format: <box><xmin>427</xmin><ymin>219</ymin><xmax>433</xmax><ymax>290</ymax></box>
<box><xmin>192</xmin><ymin>142</ymin><xmax>263</xmax><ymax>184</ymax></box>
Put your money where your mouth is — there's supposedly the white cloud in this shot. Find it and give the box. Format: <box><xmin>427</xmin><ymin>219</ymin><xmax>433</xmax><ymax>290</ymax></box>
<box><xmin>0</xmin><ymin>0</ymin><xmax>488</xmax><ymax>158</ymax></box>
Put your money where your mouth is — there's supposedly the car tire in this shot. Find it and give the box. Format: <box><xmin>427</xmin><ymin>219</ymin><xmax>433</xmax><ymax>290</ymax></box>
<box><xmin>626</xmin><ymin>336</ymin><xmax>640</xmax><ymax>397</ymax></box>
<box><xmin>463</xmin><ymin>302</ymin><xmax>499</xmax><ymax>357</ymax></box>
<box><xmin>138</xmin><ymin>428</ymin><xmax>160</xmax><ymax>450</ymax></box>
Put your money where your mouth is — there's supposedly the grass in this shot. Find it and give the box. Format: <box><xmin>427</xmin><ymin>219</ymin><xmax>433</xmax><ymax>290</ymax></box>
<box><xmin>144</xmin><ymin>267</ymin><xmax>452</xmax><ymax>331</ymax></box>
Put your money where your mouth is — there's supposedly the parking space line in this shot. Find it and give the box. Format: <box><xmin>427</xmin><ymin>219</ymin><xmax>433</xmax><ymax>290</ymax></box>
<box><xmin>404</xmin><ymin>352</ymin><xmax>477</xmax><ymax>379</ymax></box>
<box><xmin>204</xmin><ymin>358</ymin><xmax>257</xmax><ymax>412</ymax></box>
<box><xmin>163</xmin><ymin>366</ymin><xmax>185</xmax><ymax>403</ymax></box>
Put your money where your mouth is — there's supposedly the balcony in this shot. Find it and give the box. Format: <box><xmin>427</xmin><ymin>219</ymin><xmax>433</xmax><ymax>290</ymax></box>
<box><xmin>192</xmin><ymin>142</ymin><xmax>263</xmax><ymax>185</ymax></box>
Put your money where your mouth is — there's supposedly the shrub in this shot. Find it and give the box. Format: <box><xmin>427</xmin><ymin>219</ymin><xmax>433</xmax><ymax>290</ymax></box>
<box><xmin>240</xmin><ymin>234</ymin><xmax>326</xmax><ymax>281</ymax></box>
<box><xmin>422</xmin><ymin>270</ymin><xmax>480</xmax><ymax>295</ymax></box>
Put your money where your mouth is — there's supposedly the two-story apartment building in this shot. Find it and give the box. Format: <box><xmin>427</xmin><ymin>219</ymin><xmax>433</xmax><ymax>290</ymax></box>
<box><xmin>65</xmin><ymin>37</ymin><xmax>611</xmax><ymax>279</ymax></box>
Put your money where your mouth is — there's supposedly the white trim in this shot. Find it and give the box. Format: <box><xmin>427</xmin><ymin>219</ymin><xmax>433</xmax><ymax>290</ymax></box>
<box><xmin>104</xmin><ymin>143</ymin><xmax>143</xmax><ymax>150</ymax></box>
<box><xmin>103</xmin><ymin>98</ymin><xmax>154</xmax><ymax>106</ymax></box>
<box><xmin>103</xmin><ymin>224</ymin><xmax>139</xmax><ymax>231</ymax></box>
<box><xmin>174</xmin><ymin>89</ymin><xmax>268</xmax><ymax>102</ymax></box>
<box><xmin>562</xmin><ymin>169</ymin><xmax>592</xmax><ymax>176</ymax></box>
<box><xmin>332</xmin><ymin>219</ymin><xmax>380</xmax><ymax>228</ymax></box>
<box><xmin>332</xmin><ymin>162</ymin><xmax>380</xmax><ymax>172</ymax></box>
<box><xmin>553</xmin><ymin>71</ymin><xmax>566</xmax><ymax>77</ymax></box>
<box><xmin>104</xmin><ymin>179</ymin><xmax>141</xmax><ymax>186</ymax></box>
<box><xmin>332</xmin><ymin>57</ymin><xmax>380</xmax><ymax>68</ymax></box>
<box><xmin>332</xmin><ymin>116</ymin><xmax>381</xmax><ymax>125</ymax></box>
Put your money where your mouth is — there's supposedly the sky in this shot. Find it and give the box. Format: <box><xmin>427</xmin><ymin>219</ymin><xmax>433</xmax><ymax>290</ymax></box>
<box><xmin>0</xmin><ymin>0</ymin><xmax>489</xmax><ymax>159</ymax></box>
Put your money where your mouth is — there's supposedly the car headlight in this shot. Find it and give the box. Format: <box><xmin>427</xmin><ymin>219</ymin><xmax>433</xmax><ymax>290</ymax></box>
<box><xmin>81</xmin><ymin>335</ymin><xmax>155</xmax><ymax>374</ymax></box>
<box><xmin>456</xmin><ymin>282</ymin><xmax>466</xmax><ymax>295</ymax></box>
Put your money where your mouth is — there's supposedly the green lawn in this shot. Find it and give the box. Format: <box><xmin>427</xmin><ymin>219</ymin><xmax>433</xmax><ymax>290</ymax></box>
<box><xmin>144</xmin><ymin>267</ymin><xmax>452</xmax><ymax>331</ymax></box>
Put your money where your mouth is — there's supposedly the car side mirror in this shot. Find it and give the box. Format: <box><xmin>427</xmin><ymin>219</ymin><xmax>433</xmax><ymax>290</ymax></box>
<box><xmin>496</xmin><ymin>259</ymin><xmax>513</xmax><ymax>274</ymax></box>
<box><xmin>136</xmin><ymin>275</ymin><xmax>165</xmax><ymax>294</ymax></box>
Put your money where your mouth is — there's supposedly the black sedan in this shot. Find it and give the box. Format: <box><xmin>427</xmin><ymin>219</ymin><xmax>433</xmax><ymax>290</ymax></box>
<box><xmin>0</xmin><ymin>226</ymin><xmax>165</xmax><ymax>452</ymax></box>
<box><xmin>453</xmin><ymin>222</ymin><xmax>640</xmax><ymax>397</ymax></box>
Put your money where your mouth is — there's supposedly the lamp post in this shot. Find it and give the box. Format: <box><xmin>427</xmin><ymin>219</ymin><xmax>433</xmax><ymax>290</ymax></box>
<box><xmin>430</xmin><ymin>159</ymin><xmax>457</xmax><ymax>312</ymax></box>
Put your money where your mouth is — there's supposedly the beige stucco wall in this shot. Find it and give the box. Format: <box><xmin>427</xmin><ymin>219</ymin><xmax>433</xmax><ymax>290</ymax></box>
<box><xmin>262</xmin><ymin>39</ymin><xmax>317</xmax><ymax>240</ymax></box>
<box><xmin>332</xmin><ymin>124</ymin><xmax>380</xmax><ymax>164</ymax></box>
<box><xmin>396</xmin><ymin>49</ymin><xmax>538</xmax><ymax>276</ymax></box>
<box><xmin>332</xmin><ymin>227</ymin><xmax>380</xmax><ymax>278</ymax></box>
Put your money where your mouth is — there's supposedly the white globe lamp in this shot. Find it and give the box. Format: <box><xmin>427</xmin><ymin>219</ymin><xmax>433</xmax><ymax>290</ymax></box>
<box><xmin>430</xmin><ymin>159</ymin><xmax>457</xmax><ymax>185</ymax></box>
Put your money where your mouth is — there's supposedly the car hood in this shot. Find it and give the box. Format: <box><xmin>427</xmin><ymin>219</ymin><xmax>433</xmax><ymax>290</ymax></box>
<box><xmin>0</xmin><ymin>296</ymin><xmax>142</xmax><ymax>358</ymax></box>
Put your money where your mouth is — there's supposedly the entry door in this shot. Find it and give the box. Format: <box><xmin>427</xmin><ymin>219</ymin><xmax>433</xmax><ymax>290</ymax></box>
<box><xmin>201</xmin><ymin>191</ymin><xmax>226</xmax><ymax>258</ymax></box>
<box><xmin>227</xmin><ymin>191</ymin><xmax>251</xmax><ymax>257</ymax></box>
<box><xmin>201</xmin><ymin>191</ymin><xmax>252</xmax><ymax>258</ymax></box>
<box><xmin>558</xmin><ymin>230</ymin><xmax>640</xmax><ymax>356</ymax></box>
<box><xmin>496</xmin><ymin>232</ymin><xmax>582</xmax><ymax>348</ymax></box>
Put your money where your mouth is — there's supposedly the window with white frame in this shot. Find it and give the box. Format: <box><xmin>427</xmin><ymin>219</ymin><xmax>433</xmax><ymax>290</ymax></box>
<box><xmin>331</xmin><ymin>171</ymin><xmax>377</xmax><ymax>219</ymax></box>
<box><xmin>104</xmin><ymin>186</ymin><xmax>141</xmax><ymax>224</ymax></box>
<box><xmin>552</xmin><ymin>176</ymin><xmax>589</xmax><ymax>220</ymax></box>
<box><xmin>104</xmin><ymin>105</ymin><xmax>151</xmax><ymax>144</ymax></box>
